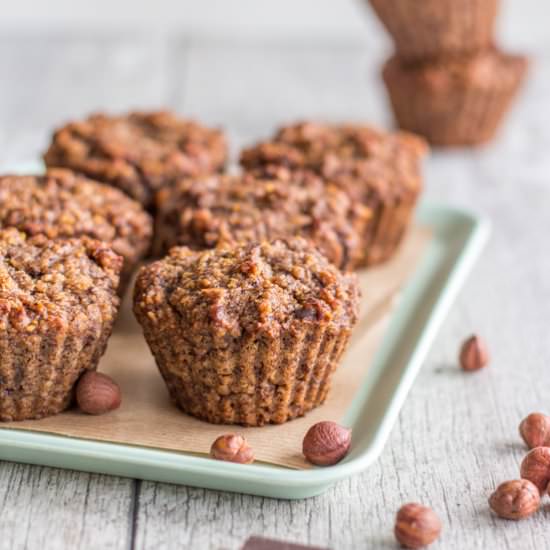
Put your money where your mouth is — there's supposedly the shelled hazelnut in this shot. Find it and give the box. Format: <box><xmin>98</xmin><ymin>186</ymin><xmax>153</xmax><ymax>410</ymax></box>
<box><xmin>519</xmin><ymin>413</ymin><xmax>550</xmax><ymax>449</ymax></box>
<box><xmin>489</xmin><ymin>479</ymin><xmax>540</xmax><ymax>520</ymax></box>
<box><xmin>210</xmin><ymin>434</ymin><xmax>254</xmax><ymax>464</ymax></box>
<box><xmin>302</xmin><ymin>421</ymin><xmax>352</xmax><ymax>466</ymax></box>
<box><xmin>459</xmin><ymin>334</ymin><xmax>489</xmax><ymax>371</ymax></box>
<box><xmin>76</xmin><ymin>371</ymin><xmax>121</xmax><ymax>415</ymax></box>
<box><xmin>394</xmin><ymin>503</ymin><xmax>441</xmax><ymax>549</ymax></box>
<box><xmin>520</xmin><ymin>447</ymin><xmax>550</xmax><ymax>493</ymax></box>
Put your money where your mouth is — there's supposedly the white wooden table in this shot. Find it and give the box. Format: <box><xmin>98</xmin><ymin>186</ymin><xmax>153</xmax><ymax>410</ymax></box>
<box><xmin>0</xmin><ymin>31</ymin><xmax>548</xmax><ymax>549</ymax></box>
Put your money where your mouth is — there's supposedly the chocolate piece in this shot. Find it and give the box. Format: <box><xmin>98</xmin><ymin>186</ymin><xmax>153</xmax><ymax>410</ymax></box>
<box><xmin>242</xmin><ymin>536</ymin><xmax>329</xmax><ymax>550</ymax></box>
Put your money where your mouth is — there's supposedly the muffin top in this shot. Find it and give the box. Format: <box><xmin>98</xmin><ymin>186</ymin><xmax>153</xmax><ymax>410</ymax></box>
<box><xmin>383</xmin><ymin>51</ymin><xmax>528</xmax><ymax>91</ymax></box>
<box><xmin>0</xmin><ymin>169</ymin><xmax>153</xmax><ymax>269</ymax></box>
<box><xmin>44</xmin><ymin>110</ymin><xmax>228</xmax><ymax>208</ymax></box>
<box><xmin>154</xmin><ymin>171</ymin><xmax>369</xmax><ymax>270</ymax></box>
<box><xmin>0</xmin><ymin>229</ymin><xmax>121</xmax><ymax>334</ymax></box>
<box><xmin>134</xmin><ymin>237</ymin><xmax>359</xmax><ymax>337</ymax></box>
<box><xmin>240</xmin><ymin>122</ymin><xmax>427</xmax><ymax>203</ymax></box>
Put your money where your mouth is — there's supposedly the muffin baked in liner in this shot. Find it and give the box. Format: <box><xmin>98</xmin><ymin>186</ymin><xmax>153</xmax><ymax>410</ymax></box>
<box><xmin>0</xmin><ymin>169</ymin><xmax>152</xmax><ymax>292</ymax></box>
<box><xmin>369</xmin><ymin>0</ymin><xmax>499</xmax><ymax>62</ymax></box>
<box><xmin>0</xmin><ymin>229</ymin><xmax>122</xmax><ymax>421</ymax></box>
<box><xmin>383</xmin><ymin>51</ymin><xmax>528</xmax><ymax>146</ymax></box>
<box><xmin>134</xmin><ymin>238</ymin><xmax>360</xmax><ymax>426</ymax></box>
<box><xmin>240</xmin><ymin>122</ymin><xmax>427</xmax><ymax>266</ymax></box>
<box><xmin>44</xmin><ymin>110</ymin><xmax>228</xmax><ymax>210</ymax></box>
<box><xmin>153</xmin><ymin>170</ymin><xmax>369</xmax><ymax>271</ymax></box>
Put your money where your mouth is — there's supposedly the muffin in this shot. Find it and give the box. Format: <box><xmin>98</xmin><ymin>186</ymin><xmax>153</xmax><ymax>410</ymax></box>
<box><xmin>0</xmin><ymin>229</ymin><xmax>121</xmax><ymax>421</ymax></box>
<box><xmin>369</xmin><ymin>0</ymin><xmax>499</xmax><ymax>62</ymax></box>
<box><xmin>153</xmin><ymin>171</ymin><xmax>368</xmax><ymax>271</ymax></box>
<box><xmin>44</xmin><ymin>110</ymin><xmax>228</xmax><ymax>209</ymax></box>
<box><xmin>383</xmin><ymin>51</ymin><xmax>529</xmax><ymax>146</ymax></box>
<box><xmin>134</xmin><ymin>238</ymin><xmax>359</xmax><ymax>426</ymax></box>
<box><xmin>240</xmin><ymin>122</ymin><xmax>427</xmax><ymax>266</ymax></box>
<box><xmin>0</xmin><ymin>169</ymin><xmax>153</xmax><ymax>292</ymax></box>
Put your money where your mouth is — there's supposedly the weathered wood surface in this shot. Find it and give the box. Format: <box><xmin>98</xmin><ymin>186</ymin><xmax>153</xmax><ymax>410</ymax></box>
<box><xmin>0</xmin><ymin>31</ymin><xmax>549</xmax><ymax>549</ymax></box>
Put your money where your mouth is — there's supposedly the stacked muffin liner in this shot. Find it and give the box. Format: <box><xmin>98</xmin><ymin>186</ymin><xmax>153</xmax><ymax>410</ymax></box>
<box><xmin>370</xmin><ymin>0</ymin><xmax>528</xmax><ymax>146</ymax></box>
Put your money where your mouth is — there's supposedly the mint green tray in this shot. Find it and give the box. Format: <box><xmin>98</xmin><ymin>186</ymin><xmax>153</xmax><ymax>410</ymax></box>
<box><xmin>0</xmin><ymin>202</ymin><xmax>489</xmax><ymax>499</ymax></box>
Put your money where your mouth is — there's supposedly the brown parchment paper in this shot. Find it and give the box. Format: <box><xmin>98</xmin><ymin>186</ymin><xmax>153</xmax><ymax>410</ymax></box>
<box><xmin>4</xmin><ymin>227</ymin><xmax>430</xmax><ymax>469</ymax></box>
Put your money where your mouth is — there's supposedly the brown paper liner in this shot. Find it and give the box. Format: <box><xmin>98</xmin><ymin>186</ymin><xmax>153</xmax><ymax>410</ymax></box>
<box><xmin>383</xmin><ymin>54</ymin><xmax>528</xmax><ymax>146</ymax></box>
<box><xmin>0</xmin><ymin>316</ymin><xmax>115</xmax><ymax>421</ymax></box>
<box><xmin>137</xmin><ymin>292</ymin><xmax>354</xmax><ymax>427</ymax></box>
<box><xmin>369</xmin><ymin>0</ymin><xmax>499</xmax><ymax>62</ymax></box>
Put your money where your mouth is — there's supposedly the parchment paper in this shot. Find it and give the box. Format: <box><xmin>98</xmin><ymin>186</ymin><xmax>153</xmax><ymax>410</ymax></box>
<box><xmin>4</xmin><ymin>227</ymin><xmax>430</xmax><ymax>469</ymax></box>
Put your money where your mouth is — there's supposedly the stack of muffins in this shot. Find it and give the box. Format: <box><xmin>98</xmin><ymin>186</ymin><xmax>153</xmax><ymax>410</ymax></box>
<box><xmin>0</xmin><ymin>110</ymin><xmax>427</xmax><ymax>426</ymax></box>
<box><xmin>369</xmin><ymin>0</ymin><xmax>528</xmax><ymax>146</ymax></box>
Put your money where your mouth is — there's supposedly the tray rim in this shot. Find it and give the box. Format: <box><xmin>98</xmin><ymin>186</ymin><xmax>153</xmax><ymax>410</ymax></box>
<box><xmin>0</xmin><ymin>201</ymin><xmax>490</xmax><ymax>499</ymax></box>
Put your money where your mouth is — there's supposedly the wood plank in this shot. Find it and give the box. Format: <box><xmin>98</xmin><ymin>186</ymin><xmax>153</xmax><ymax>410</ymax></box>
<box><xmin>0</xmin><ymin>462</ymin><xmax>134</xmax><ymax>550</ymax></box>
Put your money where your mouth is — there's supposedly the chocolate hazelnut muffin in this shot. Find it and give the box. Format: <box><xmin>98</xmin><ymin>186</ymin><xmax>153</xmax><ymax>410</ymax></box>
<box><xmin>44</xmin><ymin>111</ymin><xmax>228</xmax><ymax>209</ymax></box>
<box><xmin>0</xmin><ymin>229</ymin><xmax>121</xmax><ymax>421</ymax></box>
<box><xmin>153</xmin><ymin>171</ymin><xmax>368</xmax><ymax>271</ymax></box>
<box><xmin>383</xmin><ymin>51</ymin><xmax>528</xmax><ymax>146</ymax></box>
<box><xmin>134</xmin><ymin>237</ymin><xmax>359</xmax><ymax>426</ymax></box>
<box><xmin>240</xmin><ymin>122</ymin><xmax>427</xmax><ymax>266</ymax></box>
<box><xmin>369</xmin><ymin>0</ymin><xmax>499</xmax><ymax>62</ymax></box>
<box><xmin>0</xmin><ymin>169</ymin><xmax>152</xmax><ymax>292</ymax></box>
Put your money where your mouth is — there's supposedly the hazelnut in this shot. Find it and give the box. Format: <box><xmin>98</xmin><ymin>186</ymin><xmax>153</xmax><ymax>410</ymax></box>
<box><xmin>302</xmin><ymin>421</ymin><xmax>351</xmax><ymax>466</ymax></box>
<box><xmin>394</xmin><ymin>503</ymin><xmax>441</xmax><ymax>549</ymax></box>
<box><xmin>459</xmin><ymin>334</ymin><xmax>489</xmax><ymax>371</ymax></box>
<box><xmin>519</xmin><ymin>413</ymin><xmax>550</xmax><ymax>449</ymax></box>
<box><xmin>489</xmin><ymin>479</ymin><xmax>540</xmax><ymax>520</ymax></box>
<box><xmin>210</xmin><ymin>434</ymin><xmax>254</xmax><ymax>464</ymax></box>
<box><xmin>76</xmin><ymin>371</ymin><xmax>121</xmax><ymax>415</ymax></box>
<box><xmin>520</xmin><ymin>446</ymin><xmax>550</xmax><ymax>493</ymax></box>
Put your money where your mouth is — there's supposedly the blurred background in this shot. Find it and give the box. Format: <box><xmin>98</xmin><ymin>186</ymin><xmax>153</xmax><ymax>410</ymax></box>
<box><xmin>0</xmin><ymin>0</ymin><xmax>544</xmax><ymax>48</ymax></box>
<box><xmin>0</xmin><ymin>0</ymin><xmax>546</xmax><ymax>180</ymax></box>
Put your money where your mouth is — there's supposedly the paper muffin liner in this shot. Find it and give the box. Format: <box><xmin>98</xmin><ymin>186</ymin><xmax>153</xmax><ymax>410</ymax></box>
<box><xmin>137</xmin><ymin>309</ymin><xmax>353</xmax><ymax>426</ymax></box>
<box><xmin>382</xmin><ymin>55</ymin><xmax>528</xmax><ymax>146</ymax></box>
<box><xmin>0</xmin><ymin>310</ymin><xmax>116</xmax><ymax>421</ymax></box>
<box><xmin>369</xmin><ymin>0</ymin><xmax>499</xmax><ymax>62</ymax></box>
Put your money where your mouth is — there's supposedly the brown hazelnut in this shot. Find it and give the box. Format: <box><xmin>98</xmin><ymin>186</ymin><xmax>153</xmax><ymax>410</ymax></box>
<box><xmin>488</xmin><ymin>479</ymin><xmax>540</xmax><ymax>520</ymax></box>
<box><xmin>210</xmin><ymin>434</ymin><xmax>254</xmax><ymax>464</ymax></box>
<box><xmin>76</xmin><ymin>371</ymin><xmax>121</xmax><ymax>415</ymax></box>
<box><xmin>394</xmin><ymin>503</ymin><xmax>441</xmax><ymax>549</ymax></box>
<box><xmin>302</xmin><ymin>421</ymin><xmax>351</xmax><ymax>466</ymax></box>
<box><xmin>459</xmin><ymin>334</ymin><xmax>489</xmax><ymax>371</ymax></box>
<box><xmin>520</xmin><ymin>446</ymin><xmax>550</xmax><ymax>493</ymax></box>
<box><xmin>519</xmin><ymin>413</ymin><xmax>550</xmax><ymax>449</ymax></box>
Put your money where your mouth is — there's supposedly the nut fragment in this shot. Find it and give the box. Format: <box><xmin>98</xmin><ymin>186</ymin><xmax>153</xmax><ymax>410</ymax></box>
<box><xmin>76</xmin><ymin>371</ymin><xmax>122</xmax><ymax>415</ymax></box>
<box><xmin>520</xmin><ymin>447</ymin><xmax>550</xmax><ymax>493</ymax></box>
<box><xmin>488</xmin><ymin>479</ymin><xmax>540</xmax><ymax>520</ymax></box>
<box><xmin>302</xmin><ymin>421</ymin><xmax>352</xmax><ymax>466</ymax></box>
<box><xmin>394</xmin><ymin>503</ymin><xmax>441</xmax><ymax>549</ymax></box>
<box><xmin>210</xmin><ymin>434</ymin><xmax>254</xmax><ymax>464</ymax></box>
<box><xmin>519</xmin><ymin>413</ymin><xmax>550</xmax><ymax>449</ymax></box>
<box><xmin>459</xmin><ymin>334</ymin><xmax>489</xmax><ymax>371</ymax></box>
